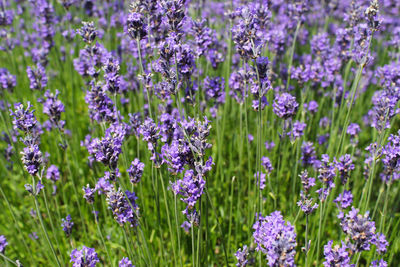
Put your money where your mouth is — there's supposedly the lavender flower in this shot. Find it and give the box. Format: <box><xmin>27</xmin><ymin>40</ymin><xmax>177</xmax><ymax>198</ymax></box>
<box><xmin>297</xmin><ymin>171</ymin><xmax>318</xmax><ymax>214</ymax></box>
<box><xmin>0</xmin><ymin>235</ymin><xmax>7</xmax><ymax>253</ymax></box>
<box><xmin>254</xmin><ymin>172</ymin><xmax>266</xmax><ymax>190</ymax></box>
<box><xmin>334</xmin><ymin>190</ymin><xmax>353</xmax><ymax>210</ymax></box>
<box><xmin>10</xmin><ymin>102</ymin><xmax>38</xmax><ymax>134</ymax></box>
<box><xmin>106</xmin><ymin>188</ymin><xmax>139</xmax><ymax>227</ymax></box>
<box><xmin>374</xmin><ymin>233</ymin><xmax>389</xmax><ymax>254</ymax></box>
<box><xmin>126</xmin><ymin>12</ymin><xmax>147</xmax><ymax>40</ymax></box>
<box><xmin>127</xmin><ymin>159</ymin><xmax>145</xmax><ymax>184</ymax></box>
<box><xmin>347</xmin><ymin>123</ymin><xmax>361</xmax><ymax>136</ymax></box>
<box><xmin>85</xmin><ymin>82</ymin><xmax>117</xmax><ymax>123</ymax></box>
<box><xmin>70</xmin><ymin>246</ymin><xmax>99</xmax><ymax>267</ymax></box>
<box><xmin>235</xmin><ymin>245</ymin><xmax>252</xmax><ymax>267</ymax></box>
<box><xmin>21</xmin><ymin>144</ymin><xmax>43</xmax><ymax>176</ymax></box>
<box><xmin>381</xmin><ymin>131</ymin><xmax>400</xmax><ymax>183</ymax></box>
<box><xmin>335</xmin><ymin>154</ymin><xmax>355</xmax><ymax>185</ymax></box>
<box><xmin>0</xmin><ymin>68</ymin><xmax>16</xmax><ymax>92</ymax></box>
<box><xmin>261</xmin><ymin>157</ymin><xmax>273</xmax><ymax>174</ymax></box>
<box><xmin>42</xmin><ymin>90</ymin><xmax>65</xmax><ymax>129</ymax></box>
<box><xmin>83</xmin><ymin>185</ymin><xmax>95</xmax><ymax>204</ymax></box>
<box><xmin>340</xmin><ymin>207</ymin><xmax>387</xmax><ymax>253</ymax></box>
<box><xmin>317</xmin><ymin>154</ymin><xmax>336</xmax><ymax>201</ymax></box>
<box><xmin>365</xmin><ymin>0</ymin><xmax>381</xmax><ymax>32</ymax></box>
<box><xmin>119</xmin><ymin>257</ymin><xmax>133</xmax><ymax>267</ymax></box>
<box><xmin>61</xmin><ymin>215</ymin><xmax>74</xmax><ymax>237</ymax></box>
<box><xmin>287</xmin><ymin>121</ymin><xmax>306</xmax><ymax>141</ymax></box>
<box><xmin>26</xmin><ymin>64</ymin><xmax>47</xmax><ymax>90</ymax></box>
<box><xmin>304</xmin><ymin>100</ymin><xmax>318</xmax><ymax>114</ymax></box>
<box><xmin>170</xmin><ymin>169</ymin><xmax>205</xmax><ymax>207</ymax></box>
<box><xmin>46</xmin><ymin>165</ymin><xmax>60</xmax><ymax>182</ymax></box>
<box><xmin>86</xmin><ymin>123</ymin><xmax>127</xmax><ymax>170</ymax></box>
<box><xmin>264</xmin><ymin>141</ymin><xmax>275</xmax><ymax>151</ymax></box>
<box><xmin>273</xmin><ymin>93</ymin><xmax>299</xmax><ymax>119</ymax></box>
<box><xmin>253</xmin><ymin>211</ymin><xmax>296</xmax><ymax>266</ymax></box>
<box><xmin>229</xmin><ymin>69</ymin><xmax>249</xmax><ymax>104</ymax></box>
<box><xmin>301</xmin><ymin>142</ymin><xmax>318</xmax><ymax>167</ymax></box>
<box><xmin>323</xmin><ymin>241</ymin><xmax>352</xmax><ymax>267</ymax></box>
<box><xmin>371</xmin><ymin>259</ymin><xmax>387</xmax><ymax>267</ymax></box>
<box><xmin>77</xmin><ymin>21</ymin><xmax>97</xmax><ymax>44</ymax></box>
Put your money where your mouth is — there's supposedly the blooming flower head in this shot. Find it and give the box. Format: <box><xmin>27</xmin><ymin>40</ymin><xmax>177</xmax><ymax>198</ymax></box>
<box><xmin>106</xmin><ymin>188</ymin><xmax>139</xmax><ymax>227</ymax></box>
<box><xmin>77</xmin><ymin>21</ymin><xmax>97</xmax><ymax>44</ymax></box>
<box><xmin>42</xmin><ymin>90</ymin><xmax>65</xmax><ymax>129</ymax></box>
<box><xmin>86</xmin><ymin>123</ymin><xmax>128</xmax><ymax>170</ymax></box>
<box><xmin>119</xmin><ymin>257</ymin><xmax>133</xmax><ymax>267</ymax></box>
<box><xmin>273</xmin><ymin>93</ymin><xmax>299</xmax><ymax>119</ymax></box>
<box><xmin>347</xmin><ymin>123</ymin><xmax>361</xmax><ymax>136</ymax></box>
<box><xmin>170</xmin><ymin>169</ymin><xmax>205</xmax><ymax>207</ymax></box>
<box><xmin>0</xmin><ymin>68</ymin><xmax>16</xmax><ymax>92</ymax></box>
<box><xmin>334</xmin><ymin>190</ymin><xmax>353</xmax><ymax>210</ymax></box>
<box><xmin>0</xmin><ymin>235</ymin><xmax>7</xmax><ymax>253</ymax></box>
<box><xmin>235</xmin><ymin>245</ymin><xmax>253</xmax><ymax>267</ymax></box>
<box><xmin>323</xmin><ymin>240</ymin><xmax>352</xmax><ymax>267</ymax></box>
<box><xmin>21</xmin><ymin>144</ymin><xmax>43</xmax><ymax>176</ymax></box>
<box><xmin>254</xmin><ymin>172</ymin><xmax>266</xmax><ymax>190</ymax></box>
<box><xmin>261</xmin><ymin>157</ymin><xmax>273</xmax><ymax>174</ymax></box>
<box><xmin>252</xmin><ymin>211</ymin><xmax>296</xmax><ymax>266</ymax></box>
<box><xmin>83</xmin><ymin>185</ymin><xmax>95</xmax><ymax>204</ymax></box>
<box><xmin>46</xmin><ymin>165</ymin><xmax>60</xmax><ymax>182</ymax></box>
<box><xmin>70</xmin><ymin>246</ymin><xmax>99</xmax><ymax>267</ymax></box>
<box><xmin>287</xmin><ymin>121</ymin><xmax>306</xmax><ymax>141</ymax></box>
<box><xmin>128</xmin><ymin>158</ymin><xmax>145</xmax><ymax>184</ymax></box>
<box><xmin>371</xmin><ymin>259</ymin><xmax>387</xmax><ymax>267</ymax></box>
<box><xmin>301</xmin><ymin>142</ymin><xmax>317</xmax><ymax>167</ymax></box>
<box><xmin>340</xmin><ymin>207</ymin><xmax>387</xmax><ymax>253</ymax></box>
<box><xmin>26</xmin><ymin>64</ymin><xmax>47</xmax><ymax>90</ymax></box>
<box><xmin>381</xmin><ymin>130</ymin><xmax>400</xmax><ymax>183</ymax></box>
<box><xmin>335</xmin><ymin>154</ymin><xmax>355</xmax><ymax>185</ymax></box>
<box><xmin>10</xmin><ymin>102</ymin><xmax>38</xmax><ymax>134</ymax></box>
<box><xmin>61</xmin><ymin>215</ymin><xmax>74</xmax><ymax>237</ymax></box>
<box><xmin>126</xmin><ymin>12</ymin><xmax>147</xmax><ymax>40</ymax></box>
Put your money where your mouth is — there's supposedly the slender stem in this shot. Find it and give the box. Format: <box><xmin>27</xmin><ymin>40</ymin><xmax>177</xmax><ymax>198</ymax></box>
<box><xmin>158</xmin><ymin>169</ymin><xmax>177</xmax><ymax>265</ymax></box>
<box><xmin>205</xmin><ymin>188</ymin><xmax>229</xmax><ymax>265</ymax></box>
<box><xmin>305</xmin><ymin>214</ymin><xmax>309</xmax><ymax>267</ymax></box>
<box><xmin>0</xmin><ymin>186</ymin><xmax>32</xmax><ymax>258</ymax></box>
<box><xmin>0</xmin><ymin>253</ymin><xmax>17</xmax><ymax>266</ymax></box>
<box><xmin>191</xmin><ymin>225</ymin><xmax>195</xmax><ymax>267</ymax></box>
<box><xmin>91</xmin><ymin>205</ymin><xmax>112</xmax><ymax>266</ymax></box>
<box><xmin>174</xmin><ymin>195</ymin><xmax>183</xmax><ymax>267</ymax></box>
<box><xmin>33</xmin><ymin>192</ymin><xmax>60</xmax><ymax>266</ymax></box>
<box><xmin>286</xmin><ymin>21</ymin><xmax>302</xmax><ymax>90</ymax></box>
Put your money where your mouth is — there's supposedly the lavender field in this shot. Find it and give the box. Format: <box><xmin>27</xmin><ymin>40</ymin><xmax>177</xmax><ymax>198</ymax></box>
<box><xmin>1</xmin><ymin>0</ymin><xmax>400</xmax><ymax>266</ymax></box>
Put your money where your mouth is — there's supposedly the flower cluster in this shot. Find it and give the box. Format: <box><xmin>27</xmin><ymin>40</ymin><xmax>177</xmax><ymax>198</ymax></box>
<box><xmin>253</xmin><ymin>211</ymin><xmax>297</xmax><ymax>267</ymax></box>
<box><xmin>70</xmin><ymin>246</ymin><xmax>99</xmax><ymax>267</ymax></box>
<box><xmin>106</xmin><ymin>188</ymin><xmax>139</xmax><ymax>227</ymax></box>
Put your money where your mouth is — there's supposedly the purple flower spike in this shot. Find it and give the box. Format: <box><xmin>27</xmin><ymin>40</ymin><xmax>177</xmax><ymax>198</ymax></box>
<box><xmin>128</xmin><ymin>159</ymin><xmax>145</xmax><ymax>184</ymax></box>
<box><xmin>70</xmin><ymin>246</ymin><xmax>99</xmax><ymax>267</ymax></box>
<box><xmin>46</xmin><ymin>165</ymin><xmax>60</xmax><ymax>182</ymax></box>
<box><xmin>273</xmin><ymin>93</ymin><xmax>299</xmax><ymax>120</ymax></box>
<box><xmin>10</xmin><ymin>102</ymin><xmax>38</xmax><ymax>134</ymax></box>
<box><xmin>334</xmin><ymin>190</ymin><xmax>353</xmax><ymax>209</ymax></box>
<box><xmin>43</xmin><ymin>90</ymin><xmax>65</xmax><ymax>130</ymax></box>
<box><xmin>235</xmin><ymin>245</ymin><xmax>252</xmax><ymax>267</ymax></box>
<box><xmin>253</xmin><ymin>211</ymin><xmax>296</xmax><ymax>267</ymax></box>
<box><xmin>323</xmin><ymin>240</ymin><xmax>352</xmax><ymax>267</ymax></box>
<box><xmin>27</xmin><ymin>64</ymin><xmax>47</xmax><ymax>90</ymax></box>
<box><xmin>119</xmin><ymin>257</ymin><xmax>133</xmax><ymax>267</ymax></box>
<box><xmin>0</xmin><ymin>235</ymin><xmax>8</xmax><ymax>253</ymax></box>
<box><xmin>77</xmin><ymin>21</ymin><xmax>97</xmax><ymax>44</ymax></box>
<box><xmin>61</xmin><ymin>215</ymin><xmax>74</xmax><ymax>237</ymax></box>
<box><xmin>21</xmin><ymin>144</ymin><xmax>43</xmax><ymax>176</ymax></box>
